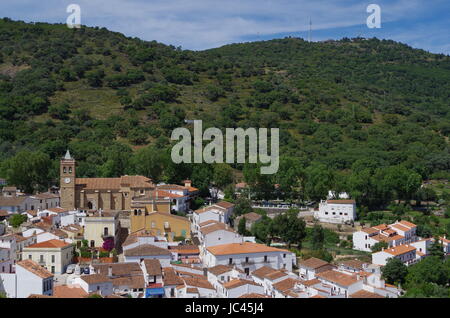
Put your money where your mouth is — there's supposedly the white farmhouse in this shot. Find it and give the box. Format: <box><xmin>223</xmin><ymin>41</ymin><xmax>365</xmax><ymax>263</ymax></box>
<box><xmin>372</xmin><ymin>244</ymin><xmax>418</xmax><ymax>266</ymax></box>
<box><xmin>203</xmin><ymin>242</ymin><xmax>296</xmax><ymax>275</ymax></box>
<box><xmin>315</xmin><ymin>200</ymin><xmax>356</xmax><ymax>224</ymax></box>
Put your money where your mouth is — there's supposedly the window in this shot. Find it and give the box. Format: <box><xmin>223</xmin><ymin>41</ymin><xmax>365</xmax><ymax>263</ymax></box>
<box><xmin>63</xmin><ymin>167</ymin><xmax>67</xmax><ymax>173</ymax></box>
<box><xmin>264</xmin><ymin>255</ymin><xmax>268</xmax><ymax>262</ymax></box>
<box><xmin>325</xmin><ymin>212</ymin><xmax>328</xmax><ymax>215</ymax></box>
<box><xmin>151</xmin><ymin>222</ymin><xmax>156</xmax><ymax>228</ymax></box>
<box><xmin>245</xmin><ymin>257</ymin><xmax>249</xmax><ymax>263</ymax></box>
<box><xmin>51</xmin><ymin>266</ymin><xmax>55</xmax><ymax>274</ymax></box>
<box><xmin>51</xmin><ymin>255</ymin><xmax>55</xmax><ymax>263</ymax></box>
<box><xmin>229</xmin><ymin>258</ymin><xmax>233</xmax><ymax>265</ymax></box>
<box><xmin>104</xmin><ymin>227</ymin><xmax>109</xmax><ymax>236</ymax></box>
<box><xmin>69</xmin><ymin>167</ymin><xmax>72</xmax><ymax>173</ymax></box>
<box><xmin>140</xmin><ymin>189</ymin><xmax>144</xmax><ymax>194</ymax></box>
<box><xmin>283</xmin><ymin>254</ymin><xmax>286</xmax><ymax>258</ymax></box>
<box><xmin>39</xmin><ymin>255</ymin><xmax>44</xmax><ymax>262</ymax></box>
<box><xmin>28</xmin><ymin>255</ymin><xmax>32</xmax><ymax>260</ymax></box>
<box><xmin>90</xmin><ymin>240</ymin><xmax>95</xmax><ymax>247</ymax></box>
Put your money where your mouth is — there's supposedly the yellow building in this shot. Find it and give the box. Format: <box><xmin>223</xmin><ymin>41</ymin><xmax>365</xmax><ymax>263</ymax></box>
<box><xmin>83</xmin><ymin>210</ymin><xmax>120</xmax><ymax>248</ymax></box>
<box><xmin>130</xmin><ymin>196</ymin><xmax>191</xmax><ymax>242</ymax></box>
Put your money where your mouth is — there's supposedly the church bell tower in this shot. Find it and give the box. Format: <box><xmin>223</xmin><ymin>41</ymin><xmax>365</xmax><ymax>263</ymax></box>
<box><xmin>60</xmin><ymin>150</ymin><xmax>76</xmax><ymax>210</ymax></box>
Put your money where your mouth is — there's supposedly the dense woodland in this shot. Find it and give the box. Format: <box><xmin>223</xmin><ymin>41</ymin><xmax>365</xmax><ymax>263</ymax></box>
<box><xmin>0</xmin><ymin>18</ymin><xmax>449</xmax><ymax>213</ymax></box>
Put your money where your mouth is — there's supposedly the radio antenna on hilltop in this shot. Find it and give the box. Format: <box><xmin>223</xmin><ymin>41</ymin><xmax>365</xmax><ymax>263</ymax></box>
<box><xmin>308</xmin><ymin>18</ymin><xmax>312</xmax><ymax>42</ymax></box>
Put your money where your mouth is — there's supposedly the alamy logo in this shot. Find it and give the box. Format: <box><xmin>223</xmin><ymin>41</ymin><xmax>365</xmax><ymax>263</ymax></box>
<box><xmin>171</xmin><ymin>120</ymin><xmax>279</xmax><ymax>174</ymax></box>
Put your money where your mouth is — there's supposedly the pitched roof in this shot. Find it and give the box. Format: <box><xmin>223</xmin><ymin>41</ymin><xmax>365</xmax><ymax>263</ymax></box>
<box><xmin>0</xmin><ymin>196</ymin><xmax>27</xmax><ymax>206</ymax></box>
<box><xmin>243</xmin><ymin>212</ymin><xmax>262</xmax><ymax>222</ymax></box>
<box><xmin>316</xmin><ymin>270</ymin><xmax>359</xmax><ymax>287</ymax></box>
<box><xmin>124</xmin><ymin>244</ymin><xmax>171</xmax><ymax>257</ymax></box>
<box><xmin>382</xmin><ymin>244</ymin><xmax>416</xmax><ymax>256</ymax></box>
<box><xmin>300</xmin><ymin>279</ymin><xmax>321</xmax><ymax>287</ymax></box>
<box><xmin>200</xmin><ymin>222</ymin><xmax>235</xmax><ymax>235</ymax></box>
<box><xmin>110</xmin><ymin>275</ymin><xmax>145</xmax><ymax>289</ymax></box>
<box><xmin>338</xmin><ymin>259</ymin><xmax>367</xmax><ymax>270</ymax></box>
<box><xmin>214</xmin><ymin>201</ymin><xmax>235</xmax><ymax>209</ymax></box>
<box><xmin>265</xmin><ymin>270</ymin><xmax>288</xmax><ymax>280</ymax></box>
<box><xmin>143</xmin><ymin>259</ymin><xmax>162</xmax><ymax>276</ymax></box>
<box><xmin>251</xmin><ymin>266</ymin><xmax>278</xmax><ymax>279</ymax></box>
<box><xmin>326</xmin><ymin>200</ymin><xmax>355</xmax><ymax>204</ymax></box>
<box><xmin>349</xmin><ymin>290</ymin><xmax>384</xmax><ymax>298</ymax></box>
<box><xmin>26</xmin><ymin>239</ymin><xmax>70</xmax><ymax>249</ymax></box>
<box><xmin>207</xmin><ymin>242</ymin><xmax>289</xmax><ymax>256</ymax></box>
<box><xmin>93</xmin><ymin>263</ymin><xmax>142</xmax><ymax>276</ymax></box>
<box><xmin>16</xmin><ymin>259</ymin><xmax>53</xmax><ymax>279</ymax></box>
<box><xmin>398</xmin><ymin>220</ymin><xmax>416</xmax><ymax>228</ymax></box>
<box><xmin>238</xmin><ymin>293</ymin><xmax>269</xmax><ymax>298</ymax></box>
<box><xmin>298</xmin><ymin>257</ymin><xmax>330</xmax><ymax>269</ymax></box>
<box><xmin>223</xmin><ymin>279</ymin><xmax>260</xmax><ymax>289</ymax></box>
<box><xmin>76</xmin><ymin>175</ymin><xmax>153</xmax><ymax>190</ymax></box>
<box><xmin>162</xmin><ymin>267</ymin><xmax>184</xmax><ymax>286</ymax></box>
<box><xmin>54</xmin><ymin>285</ymin><xmax>88</xmax><ymax>298</ymax></box>
<box><xmin>46</xmin><ymin>207</ymin><xmax>68</xmax><ymax>214</ymax></box>
<box><xmin>182</xmin><ymin>277</ymin><xmax>215</xmax><ymax>290</ymax></box>
<box><xmin>272</xmin><ymin>278</ymin><xmax>299</xmax><ymax>292</ymax></box>
<box><xmin>81</xmin><ymin>274</ymin><xmax>110</xmax><ymax>285</ymax></box>
<box><xmin>169</xmin><ymin>245</ymin><xmax>199</xmax><ymax>254</ymax></box>
<box><xmin>208</xmin><ymin>265</ymin><xmax>234</xmax><ymax>276</ymax></box>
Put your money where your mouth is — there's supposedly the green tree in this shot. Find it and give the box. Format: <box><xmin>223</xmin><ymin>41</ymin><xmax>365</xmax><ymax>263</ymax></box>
<box><xmin>428</xmin><ymin>239</ymin><xmax>445</xmax><ymax>260</ymax></box>
<box><xmin>311</xmin><ymin>224</ymin><xmax>325</xmax><ymax>250</ymax></box>
<box><xmin>371</xmin><ymin>241</ymin><xmax>389</xmax><ymax>252</ymax></box>
<box><xmin>381</xmin><ymin>257</ymin><xmax>408</xmax><ymax>285</ymax></box>
<box><xmin>237</xmin><ymin>217</ymin><xmax>248</xmax><ymax>236</ymax></box>
<box><xmin>9</xmin><ymin>214</ymin><xmax>28</xmax><ymax>228</ymax></box>
<box><xmin>0</xmin><ymin>151</ymin><xmax>51</xmax><ymax>193</ymax></box>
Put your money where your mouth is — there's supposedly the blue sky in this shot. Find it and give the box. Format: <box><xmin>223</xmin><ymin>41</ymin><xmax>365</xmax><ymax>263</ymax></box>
<box><xmin>1</xmin><ymin>0</ymin><xmax>449</xmax><ymax>54</ymax></box>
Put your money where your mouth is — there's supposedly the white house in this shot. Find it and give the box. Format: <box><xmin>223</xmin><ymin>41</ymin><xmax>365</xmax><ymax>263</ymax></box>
<box><xmin>177</xmin><ymin>277</ymin><xmax>216</xmax><ymax>298</ymax></box>
<box><xmin>22</xmin><ymin>239</ymin><xmax>74</xmax><ymax>274</ymax></box>
<box><xmin>315</xmin><ymin>269</ymin><xmax>363</xmax><ymax>298</ymax></box>
<box><xmin>353</xmin><ymin>220</ymin><xmax>418</xmax><ymax>252</ymax></box>
<box><xmin>191</xmin><ymin>201</ymin><xmax>235</xmax><ymax>233</ymax></box>
<box><xmin>199</xmin><ymin>221</ymin><xmax>244</xmax><ymax>254</ymax></box>
<box><xmin>123</xmin><ymin>244</ymin><xmax>172</xmax><ymax>267</ymax></box>
<box><xmin>298</xmin><ymin>257</ymin><xmax>336</xmax><ymax>280</ymax></box>
<box><xmin>207</xmin><ymin>265</ymin><xmax>243</xmax><ymax>290</ymax></box>
<box><xmin>219</xmin><ymin>279</ymin><xmax>264</xmax><ymax>298</ymax></box>
<box><xmin>372</xmin><ymin>244</ymin><xmax>418</xmax><ymax>266</ymax></box>
<box><xmin>204</xmin><ymin>242</ymin><xmax>296</xmax><ymax>275</ymax></box>
<box><xmin>78</xmin><ymin>274</ymin><xmax>113</xmax><ymax>296</ymax></box>
<box><xmin>315</xmin><ymin>200</ymin><xmax>356</xmax><ymax>224</ymax></box>
<box><xmin>15</xmin><ymin>259</ymin><xmax>54</xmax><ymax>298</ymax></box>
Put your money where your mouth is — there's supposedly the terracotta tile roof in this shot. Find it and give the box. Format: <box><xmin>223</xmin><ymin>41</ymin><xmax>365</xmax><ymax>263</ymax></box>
<box><xmin>143</xmin><ymin>259</ymin><xmax>162</xmax><ymax>276</ymax></box>
<box><xmin>398</xmin><ymin>220</ymin><xmax>416</xmax><ymax>228</ymax></box>
<box><xmin>162</xmin><ymin>267</ymin><xmax>184</xmax><ymax>286</ymax></box>
<box><xmin>199</xmin><ymin>220</ymin><xmax>219</xmax><ymax>227</ymax></box>
<box><xmin>16</xmin><ymin>259</ymin><xmax>53</xmax><ymax>279</ymax></box>
<box><xmin>373</xmin><ymin>224</ymin><xmax>388</xmax><ymax>231</ymax></box>
<box><xmin>169</xmin><ymin>245</ymin><xmax>199</xmax><ymax>254</ymax></box>
<box><xmin>186</xmin><ymin>287</ymin><xmax>199</xmax><ymax>294</ymax></box>
<box><xmin>2</xmin><ymin>186</ymin><xmax>17</xmax><ymax>192</ymax></box>
<box><xmin>46</xmin><ymin>207</ymin><xmax>68</xmax><ymax>214</ymax></box>
<box><xmin>175</xmin><ymin>270</ymin><xmax>205</xmax><ymax>279</ymax></box>
<box><xmin>0</xmin><ymin>196</ymin><xmax>27</xmax><ymax>206</ymax></box>
<box><xmin>54</xmin><ymin>285</ymin><xmax>88</xmax><ymax>298</ymax></box>
<box><xmin>371</xmin><ymin>234</ymin><xmax>404</xmax><ymax>243</ymax></box>
<box><xmin>265</xmin><ymin>271</ymin><xmax>288</xmax><ymax>280</ymax></box>
<box><xmin>200</xmin><ymin>223</ymin><xmax>235</xmax><ymax>235</ymax></box>
<box><xmin>28</xmin><ymin>294</ymin><xmax>55</xmax><ymax>298</ymax></box>
<box><xmin>93</xmin><ymin>263</ymin><xmax>142</xmax><ymax>276</ymax></box>
<box><xmin>134</xmin><ymin>189</ymin><xmax>183</xmax><ymax>200</ymax></box>
<box><xmin>76</xmin><ymin>175</ymin><xmax>153</xmax><ymax>190</ymax></box>
<box><xmin>214</xmin><ymin>201</ymin><xmax>235</xmax><ymax>209</ymax></box>
<box><xmin>298</xmin><ymin>257</ymin><xmax>330</xmax><ymax>269</ymax></box>
<box><xmin>208</xmin><ymin>265</ymin><xmax>234</xmax><ymax>276</ymax></box>
<box><xmin>124</xmin><ymin>244</ymin><xmax>171</xmax><ymax>257</ymax></box>
<box><xmin>31</xmin><ymin>192</ymin><xmax>59</xmax><ymax>200</ymax></box>
<box><xmin>81</xmin><ymin>274</ymin><xmax>110</xmax><ymax>285</ymax></box>
<box><xmin>148</xmin><ymin>211</ymin><xmax>191</xmax><ymax>222</ymax></box>
<box><xmin>24</xmin><ymin>210</ymin><xmax>37</xmax><ymax>217</ymax></box>
<box><xmin>349</xmin><ymin>290</ymin><xmax>384</xmax><ymax>298</ymax></box>
<box><xmin>238</xmin><ymin>293</ymin><xmax>269</xmax><ymax>298</ymax></box>
<box><xmin>310</xmin><ymin>294</ymin><xmax>326</xmax><ymax>298</ymax></box>
<box><xmin>326</xmin><ymin>200</ymin><xmax>355</xmax><ymax>204</ymax></box>
<box><xmin>235</xmin><ymin>182</ymin><xmax>248</xmax><ymax>189</ymax></box>
<box><xmin>243</xmin><ymin>212</ymin><xmax>262</xmax><ymax>222</ymax></box>
<box><xmin>338</xmin><ymin>259</ymin><xmax>367</xmax><ymax>270</ymax></box>
<box><xmin>0</xmin><ymin>210</ymin><xmax>10</xmax><ymax>217</ymax></box>
<box><xmin>316</xmin><ymin>270</ymin><xmax>359</xmax><ymax>287</ymax></box>
<box><xmin>251</xmin><ymin>266</ymin><xmax>278</xmax><ymax>279</ymax></box>
<box><xmin>111</xmin><ymin>275</ymin><xmax>145</xmax><ymax>289</ymax></box>
<box><xmin>207</xmin><ymin>242</ymin><xmax>290</xmax><ymax>256</ymax></box>
<box><xmin>182</xmin><ymin>277</ymin><xmax>215</xmax><ymax>290</ymax></box>
<box><xmin>223</xmin><ymin>279</ymin><xmax>260</xmax><ymax>289</ymax></box>
<box><xmin>389</xmin><ymin>224</ymin><xmax>410</xmax><ymax>232</ymax></box>
<box><xmin>50</xmin><ymin>229</ymin><xmax>69</xmax><ymax>238</ymax></box>
<box><xmin>361</xmin><ymin>227</ymin><xmax>379</xmax><ymax>234</ymax></box>
<box><xmin>26</xmin><ymin>239</ymin><xmax>70</xmax><ymax>249</ymax></box>
<box><xmin>272</xmin><ymin>278</ymin><xmax>299</xmax><ymax>292</ymax></box>
<box><xmin>300</xmin><ymin>279</ymin><xmax>321</xmax><ymax>287</ymax></box>
<box><xmin>382</xmin><ymin>244</ymin><xmax>416</xmax><ymax>256</ymax></box>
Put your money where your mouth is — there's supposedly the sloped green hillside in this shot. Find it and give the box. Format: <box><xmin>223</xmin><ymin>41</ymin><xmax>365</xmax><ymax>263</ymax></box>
<box><xmin>0</xmin><ymin>18</ymin><xmax>449</xmax><ymax>209</ymax></box>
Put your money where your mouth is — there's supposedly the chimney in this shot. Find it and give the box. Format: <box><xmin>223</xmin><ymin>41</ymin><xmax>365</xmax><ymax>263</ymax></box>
<box><xmin>184</xmin><ymin>180</ymin><xmax>192</xmax><ymax>188</ymax></box>
<box><xmin>108</xmin><ymin>266</ymin><xmax>113</xmax><ymax>278</ymax></box>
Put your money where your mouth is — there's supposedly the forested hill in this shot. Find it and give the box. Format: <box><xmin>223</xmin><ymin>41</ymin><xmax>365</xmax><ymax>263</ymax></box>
<box><xmin>0</xmin><ymin>18</ymin><xmax>449</xmax><ymax>208</ymax></box>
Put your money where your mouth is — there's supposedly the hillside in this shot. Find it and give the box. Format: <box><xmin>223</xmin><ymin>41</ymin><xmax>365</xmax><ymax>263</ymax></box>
<box><xmin>0</xmin><ymin>18</ymin><xmax>449</xmax><ymax>208</ymax></box>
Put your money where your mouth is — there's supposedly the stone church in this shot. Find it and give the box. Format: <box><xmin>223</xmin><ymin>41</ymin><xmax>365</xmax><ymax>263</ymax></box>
<box><xmin>60</xmin><ymin>150</ymin><xmax>155</xmax><ymax>211</ymax></box>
